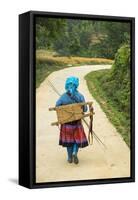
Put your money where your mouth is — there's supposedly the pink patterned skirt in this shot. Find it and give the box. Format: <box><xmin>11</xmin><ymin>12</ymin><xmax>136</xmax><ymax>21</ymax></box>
<box><xmin>59</xmin><ymin>120</ymin><xmax>88</xmax><ymax>148</ymax></box>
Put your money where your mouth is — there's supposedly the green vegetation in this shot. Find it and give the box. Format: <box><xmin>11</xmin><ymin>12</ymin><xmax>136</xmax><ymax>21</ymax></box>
<box><xmin>36</xmin><ymin>18</ymin><xmax>66</xmax><ymax>49</ymax></box>
<box><xmin>36</xmin><ymin>18</ymin><xmax>130</xmax><ymax>59</ymax></box>
<box><xmin>85</xmin><ymin>45</ymin><xmax>130</xmax><ymax>146</ymax></box>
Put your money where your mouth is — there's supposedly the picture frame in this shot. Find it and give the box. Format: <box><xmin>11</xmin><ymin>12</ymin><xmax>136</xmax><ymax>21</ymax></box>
<box><xmin>19</xmin><ymin>10</ymin><xmax>135</xmax><ymax>189</ymax></box>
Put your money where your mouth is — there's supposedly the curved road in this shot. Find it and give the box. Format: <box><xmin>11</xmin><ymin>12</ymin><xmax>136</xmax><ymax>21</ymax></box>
<box><xmin>36</xmin><ymin>65</ymin><xmax>130</xmax><ymax>183</ymax></box>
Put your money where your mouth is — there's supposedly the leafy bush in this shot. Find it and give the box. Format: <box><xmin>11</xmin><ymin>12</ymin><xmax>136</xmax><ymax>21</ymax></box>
<box><xmin>85</xmin><ymin>44</ymin><xmax>131</xmax><ymax>146</ymax></box>
<box><xmin>110</xmin><ymin>45</ymin><xmax>130</xmax><ymax>113</ymax></box>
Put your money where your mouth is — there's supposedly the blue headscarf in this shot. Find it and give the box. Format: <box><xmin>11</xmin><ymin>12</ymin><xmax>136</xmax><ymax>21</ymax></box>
<box><xmin>65</xmin><ymin>76</ymin><xmax>79</xmax><ymax>97</ymax></box>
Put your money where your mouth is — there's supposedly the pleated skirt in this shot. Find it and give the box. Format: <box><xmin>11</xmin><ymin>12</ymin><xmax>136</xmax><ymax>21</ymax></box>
<box><xmin>59</xmin><ymin>121</ymin><xmax>88</xmax><ymax>148</ymax></box>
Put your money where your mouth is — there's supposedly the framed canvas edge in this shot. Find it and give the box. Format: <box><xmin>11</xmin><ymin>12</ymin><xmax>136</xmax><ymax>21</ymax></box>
<box><xmin>19</xmin><ymin>10</ymin><xmax>135</xmax><ymax>189</ymax></box>
<box><xmin>19</xmin><ymin>12</ymin><xmax>31</xmax><ymax>188</ymax></box>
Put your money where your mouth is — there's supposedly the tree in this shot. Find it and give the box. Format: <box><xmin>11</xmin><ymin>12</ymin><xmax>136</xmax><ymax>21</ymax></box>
<box><xmin>36</xmin><ymin>17</ymin><xmax>131</xmax><ymax>59</ymax></box>
<box><xmin>36</xmin><ymin>17</ymin><xmax>67</xmax><ymax>49</ymax></box>
<box><xmin>99</xmin><ymin>21</ymin><xmax>130</xmax><ymax>58</ymax></box>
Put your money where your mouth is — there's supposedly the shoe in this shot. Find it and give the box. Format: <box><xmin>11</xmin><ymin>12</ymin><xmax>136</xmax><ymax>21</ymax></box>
<box><xmin>68</xmin><ymin>156</ymin><xmax>73</xmax><ymax>163</ymax></box>
<box><xmin>72</xmin><ymin>154</ymin><xmax>79</xmax><ymax>164</ymax></box>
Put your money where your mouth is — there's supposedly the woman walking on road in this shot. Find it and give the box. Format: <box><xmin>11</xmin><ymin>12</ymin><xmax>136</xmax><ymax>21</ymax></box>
<box><xmin>56</xmin><ymin>76</ymin><xmax>88</xmax><ymax>164</ymax></box>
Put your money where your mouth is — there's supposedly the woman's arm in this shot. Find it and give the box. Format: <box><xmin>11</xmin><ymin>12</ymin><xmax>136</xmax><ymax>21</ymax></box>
<box><xmin>80</xmin><ymin>95</ymin><xmax>87</xmax><ymax>112</ymax></box>
<box><xmin>56</xmin><ymin>97</ymin><xmax>62</xmax><ymax>107</ymax></box>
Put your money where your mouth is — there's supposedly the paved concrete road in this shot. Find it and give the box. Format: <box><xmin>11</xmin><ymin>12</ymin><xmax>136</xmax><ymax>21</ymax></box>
<box><xmin>36</xmin><ymin>65</ymin><xmax>130</xmax><ymax>183</ymax></box>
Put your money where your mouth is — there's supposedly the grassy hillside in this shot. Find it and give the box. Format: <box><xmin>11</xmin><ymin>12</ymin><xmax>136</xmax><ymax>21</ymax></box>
<box><xmin>85</xmin><ymin>45</ymin><xmax>131</xmax><ymax>146</ymax></box>
<box><xmin>36</xmin><ymin>50</ymin><xmax>113</xmax><ymax>88</ymax></box>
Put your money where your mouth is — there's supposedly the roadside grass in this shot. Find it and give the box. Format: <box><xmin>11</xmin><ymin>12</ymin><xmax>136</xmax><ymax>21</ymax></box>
<box><xmin>36</xmin><ymin>50</ymin><xmax>113</xmax><ymax>88</ymax></box>
<box><xmin>85</xmin><ymin>69</ymin><xmax>130</xmax><ymax>147</ymax></box>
